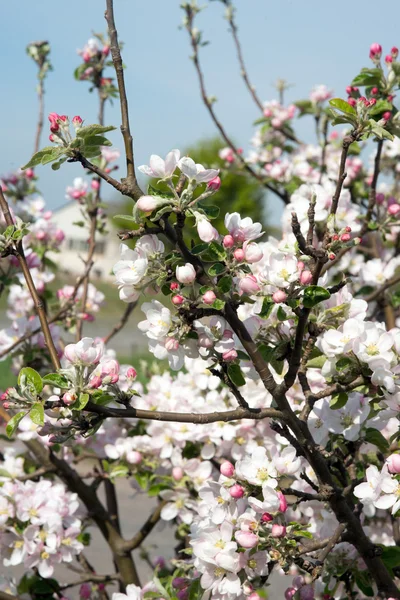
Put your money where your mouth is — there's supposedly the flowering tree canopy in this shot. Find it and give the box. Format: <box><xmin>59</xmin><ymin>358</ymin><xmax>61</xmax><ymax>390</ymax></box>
<box><xmin>1</xmin><ymin>2</ymin><xmax>400</xmax><ymax>600</ymax></box>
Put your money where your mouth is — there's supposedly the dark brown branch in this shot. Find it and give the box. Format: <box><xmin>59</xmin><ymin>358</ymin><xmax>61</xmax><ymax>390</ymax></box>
<box><xmin>122</xmin><ymin>500</ymin><xmax>167</xmax><ymax>552</ymax></box>
<box><xmin>365</xmin><ymin>273</ymin><xmax>400</xmax><ymax>303</ymax></box>
<box><xmin>103</xmin><ymin>301</ymin><xmax>137</xmax><ymax>345</ymax></box>
<box><xmin>105</xmin><ymin>0</ymin><xmax>142</xmax><ymax>200</ymax></box>
<box><xmin>183</xmin><ymin>7</ymin><xmax>289</xmax><ymax>205</ymax></box>
<box><xmin>0</xmin><ymin>188</ymin><xmax>61</xmax><ymax>370</ymax></box>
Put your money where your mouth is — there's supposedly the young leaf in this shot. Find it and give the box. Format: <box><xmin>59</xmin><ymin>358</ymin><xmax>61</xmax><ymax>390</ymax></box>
<box><xmin>259</xmin><ymin>298</ymin><xmax>274</xmax><ymax>319</ymax></box>
<box><xmin>18</xmin><ymin>367</ymin><xmax>43</xmax><ymax>394</ymax></box>
<box><xmin>364</xmin><ymin>427</ymin><xmax>389</xmax><ymax>452</ymax></box>
<box><xmin>303</xmin><ymin>285</ymin><xmax>331</xmax><ymax>308</ymax></box>
<box><xmin>76</xmin><ymin>124</ymin><xmax>116</xmax><ymax>138</ymax></box>
<box><xmin>329</xmin><ymin>98</ymin><xmax>356</xmax><ymax>115</ymax></box>
<box><xmin>83</xmin><ymin>135</ymin><xmax>113</xmax><ymax>147</ymax></box>
<box><xmin>330</xmin><ymin>392</ymin><xmax>348</xmax><ymax>410</ymax></box>
<box><xmin>41</xmin><ymin>147</ymin><xmax>65</xmax><ymax>165</ymax></box>
<box><xmin>42</xmin><ymin>373</ymin><xmax>70</xmax><ymax>389</ymax></box>
<box><xmin>6</xmin><ymin>411</ymin><xmax>26</xmax><ymax>438</ymax></box>
<box><xmin>30</xmin><ymin>403</ymin><xmax>44</xmax><ymax>426</ymax></box>
<box><xmin>227</xmin><ymin>364</ymin><xmax>246</xmax><ymax>387</ymax></box>
<box><xmin>22</xmin><ymin>146</ymin><xmax>59</xmax><ymax>170</ymax></box>
<box><xmin>74</xmin><ymin>393</ymin><xmax>90</xmax><ymax>411</ymax></box>
<box><xmin>208</xmin><ymin>263</ymin><xmax>226</xmax><ymax>276</ymax></box>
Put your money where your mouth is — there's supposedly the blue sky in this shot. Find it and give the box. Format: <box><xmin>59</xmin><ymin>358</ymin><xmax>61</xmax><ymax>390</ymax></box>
<box><xmin>2</xmin><ymin>0</ymin><xmax>400</xmax><ymax>224</ymax></box>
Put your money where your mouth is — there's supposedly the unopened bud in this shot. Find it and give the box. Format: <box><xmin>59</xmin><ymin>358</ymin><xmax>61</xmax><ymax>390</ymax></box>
<box><xmin>223</xmin><ymin>235</ymin><xmax>235</xmax><ymax>248</ymax></box>
<box><xmin>229</xmin><ymin>484</ymin><xmax>245</xmax><ymax>498</ymax></box>
<box><xmin>272</xmin><ymin>290</ymin><xmax>287</xmax><ymax>303</ymax></box>
<box><xmin>172</xmin><ymin>294</ymin><xmax>184</xmax><ymax>306</ymax></box>
<box><xmin>220</xmin><ymin>461</ymin><xmax>235</xmax><ymax>477</ymax></box>
<box><xmin>203</xmin><ymin>290</ymin><xmax>216</xmax><ymax>305</ymax></box>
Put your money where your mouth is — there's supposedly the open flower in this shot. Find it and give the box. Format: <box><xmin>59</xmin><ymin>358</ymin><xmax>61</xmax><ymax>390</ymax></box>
<box><xmin>138</xmin><ymin>149</ymin><xmax>180</xmax><ymax>179</ymax></box>
<box><xmin>178</xmin><ymin>156</ymin><xmax>219</xmax><ymax>183</ymax></box>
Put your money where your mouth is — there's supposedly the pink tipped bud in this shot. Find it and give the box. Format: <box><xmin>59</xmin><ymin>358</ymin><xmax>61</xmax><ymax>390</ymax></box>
<box><xmin>25</xmin><ymin>168</ymin><xmax>35</xmax><ymax>179</ymax></box>
<box><xmin>345</xmin><ymin>226</ymin><xmax>352</xmax><ymax>232</ymax></box>
<box><xmin>332</xmin><ymin>234</ymin><xmax>339</xmax><ymax>241</ymax></box>
<box><xmin>102</xmin><ymin>45</ymin><xmax>110</xmax><ymax>56</ymax></box>
<box><xmin>388</xmin><ymin>203</ymin><xmax>400</xmax><ymax>215</ymax></box>
<box><xmin>128</xmin><ymin>451</ymin><xmax>142</xmax><ymax>465</ymax></box>
<box><xmin>49</xmin><ymin>134</ymin><xmax>56</xmax><ymax>142</ymax></box>
<box><xmin>272</xmin><ymin>290</ymin><xmax>287</xmax><ymax>304</ymax></box>
<box><xmin>172</xmin><ymin>467</ymin><xmax>184</xmax><ymax>481</ymax></box>
<box><xmin>91</xmin><ymin>179</ymin><xmax>100</xmax><ymax>190</ymax></box>
<box><xmin>376</xmin><ymin>193</ymin><xmax>385</xmax><ymax>205</ymax></box>
<box><xmin>223</xmin><ymin>235</ymin><xmax>234</xmax><ymax>248</ymax></box>
<box><xmin>300</xmin><ymin>270</ymin><xmax>313</xmax><ymax>285</ymax></box>
<box><xmin>220</xmin><ymin>461</ymin><xmax>235</xmax><ymax>477</ymax></box>
<box><xmin>388</xmin><ymin>94</ymin><xmax>395</xmax><ymax>102</ymax></box>
<box><xmin>347</xmin><ymin>97</ymin><xmax>356</xmax><ymax>107</ymax></box>
<box><xmin>48</xmin><ymin>112</ymin><xmax>60</xmax><ymax>124</ymax></box>
<box><xmin>207</xmin><ymin>176</ymin><xmax>221</xmax><ymax>191</ymax></box>
<box><xmin>345</xmin><ymin>86</ymin><xmax>352</xmax><ymax>95</ymax></box>
<box><xmin>165</xmin><ymin>337</ymin><xmax>180</xmax><ymax>351</ymax></box>
<box><xmin>235</xmin><ymin>530</ymin><xmax>259</xmax><ymax>549</ymax></box>
<box><xmin>222</xmin><ymin>349</ymin><xmax>238</xmax><ymax>362</ymax></box>
<box><xmin>383</xmin><ymin>111</ymin><xmax>392</xmax><ymax>121</ymax></box>
<box><xmin>368</xmin><ymin>98</ymin><xmax>377</xmax><ymax>106</ymax></box>
<box><xmin>72</xmin><ymin>115</ymin><xmax>83</xmax><ymax>127</ymax></box>
<box><xmin>89</xmin><ymin>375</ymin><xmax>102</xmax><ymax>389</ymax></box>
<box><xmin>271</xmin><ymin>524</ymin><xmax>286</xmax><ymax>538</ymax></box>
<box><xmin>62</xmin><ymin>391</ymin><xmax>77</xmax><ymax>406</ymax></box>
<box><xmin>261</xmin><ymin>512</ymin><xmax>273</xmax><ymax>523</ymax></box>
<box><xmin>170</xmin><ymin>282</ymin><xmax>179</xmax><ymax>291</ymax></box>
<box><xmin>239</xmin><ymin>275</ymin><xmax>260</xmax><ymax>294</ymax></box>
<box><xmin>277</xmin><ymin>491</ymin><xmax>288</xmax><ymax>513</ymax></box>
<box><xmin>126</xmin><ymin>367</ymin><xmax>137</xmax><ymax>380</ymax></box>
<box><xmin>233</xmin><ymin>248</ymin><xmax>245</xmax><ymax>261</ymax></box>
<box><xmin>137</xmin><ymin>195</ymin><xmax>159</xmax><ymax>212</ymax></box>
<box><xmin>172</xmin><ymin>578</ymin><xmax>189</xmax><ymax>590</ymax></box>
<box><xmin>371</xmin><ymin>87</ymin><xmax>379</xmax><ymax>95</ymax></box>
<box><xmin>392</xmin><ymin>46</ymin><xmax>399</xmax><ymax>58</ymax></box>
<box><xmin>203</xmin><ymin>290</ymin><xmax>217</xmax><ymax>305</ymax></box>
<box><xmin>229</xmin><ymin>484</ymin><xmax>245</xmax><ymax>499</ymax></box>
<box><xmin>2</xmin><ymin>402</ymin><xmax>9</xmax><ymax>410</ymax></box>
<box><xmin>328</xmin><ymin>252</ymin><xmax>336</xmax><ymax>261</ymax></box>
<box><xmin>172</xmin><ymin>294</ymin><xmax>184</xmax><ymax>306</ymax></box>
<box><xmin>340</xmin><ymin>233</ymin><xmax>351</xmax><ymax>242</ymax></box>
<box><xmin>387</xmin><ymin>454</ymin><xmax>400</xmax><ymax>474</ymax></box>
<box><xmin>243</xmin><ymin>242</ymin><xmax>263</xmax><ymax>263</ymax></box>
<box><xmin>50</xmin><ymin>123</ymin><xmax>60</xmax><ymax>133</ymax></box>
<box><xmin>370</xmin><ymin>43</ymin><xmax>382</xmax><ymax>57</ymax></box>
<box><xmin>385</xmin><ymin>54</ymin><xmax>393</xmax><ymax>64</ymax></box>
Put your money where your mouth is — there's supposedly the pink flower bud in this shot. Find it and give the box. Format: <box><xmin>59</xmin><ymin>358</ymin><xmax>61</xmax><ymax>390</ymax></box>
<box><xmin>243</xmin><ymin>241</ymin><xmax>263</xmax><ymax>263</ymax></box>
<box><xmin>239</xmin><ymin>275</ymin><xmax>260</xmax><ymax>295</ymax></box>
<box><xmin>137</xmin><ymin>195</ymin><xmax>160</xmax><ymax>212</ymax></box>
<box><xmin>392</xmin><ymin>46</ymin><xmax>399</xmax><ymax>57</ymax></box>
<box><xmin>80</xmin><ymin>583</ymin><xmax>92</xmax><ymax>599</ymax></box>
<box><xmin>328</xmin><ymin>252</ymin><xmax>336</xmax><ymax>261</ymax></box>
<box><xmin>176</xmin><ymin>263</ymin><xmax>196</xmax><ymax>284</ymax></box>
<box><xmin>89</xmin><ymin>375</ymin><xmax>102</xmax><ymax>389</ymax></box>
<box><xmin>345</xmin><ymin>86</ymin><xmax>353</xmax><ymax>95</ymax></box>
<box><xmin>220</xmin><ymin>461</ymin><xmax>235</xmax><ymax>477</ymax></box>
<box><xmin>127</xmin><ymin>451</ymin><xmax>142</xmax><ymax>465</ymax></box>
<box><xmin>368</xmin><ymin>98</ymin><xmax>377</xmax><ymax>106</ymax></box>
<box><xmin>177</xmin><ymin>590</ymin><xmax>189</xmax><ymax>600</ymax></box>
<box><xmin>207</xmin><ymin>176</ymin><xmax>221</xmax><ymax>191</ymax></box>
<box><xmin>345</xmin><ymin>226</ymin><xmax>352</xmax><ymax>232</ymax></box>
<box><xmin>59</xmin><ymin>115</ymin><xmax>68</xmax><ymax>123</ymax></box>
<box><xmin>222</xmin><ymin>349</ymin><xmax>238</xmax><ymax>362</ymax></box>
<box><xmin>172</xmin><ymin>578</ymin><xmax>189</xmax><ymax>590</ymax></box>
<box><xmin>248</xmin><ymin>594</ymin><xmax>261</xmax><ymax>600</ymax></box>
<box><xmin>50</xmin><ymin>123</ymin><xmax>60</xmax><ymax>133</ymax></box>
<box><xmin>63</xmin><ymin>391</ymin><xmax>77</xmax><ymax>406</ymax></box>
<box><xmin>277</xmin><ymin>491</ymin><xmax>288</xmax><ymax>513</ymax></box>
<box><xmin>347</xmin><ymin>98</ymin><xmax>356</xmax><ymax>107</ymax></box>
<box><xmin>198</xmin><ymin>334</ymin><xmax>213</xmax><ymax>349</ymax></box>
<box><xmin>165</xmin><ymin>337</ymin><xmax>180</xmax><ymax>351</ymax></box>
<box><xmin>387</xmin><ymin>454</ymin><xmax>400</xmax><ymax>474</ymax></box>
<box><xmin>126</xmin><ymin>367</ymin><xmax>137</xmax><ymax>380</ymax></box>
<box><xmin>272</xmin><ymin>290</ymin><xmax>287</xmax><ymax>303</ymax></box>
<box><xmin>172</xmin><ymin>294</ymin><xmax>184</xmax><ymax>305</ymax></box>
<box><xmin>376</xmin><ymin>193</ymin><xmax>385</xmax><ymax>204</ymax></box>
<box><xmin>48</xmin><ymin>112</ymin><xmax>60</xmax><ymax>125</ymax></box>
<box><xmin>49</xmin><ymin>134</ymin><xmax>57</xmax><ymax>142</ymax></box>
<box><xmin>388</xmin><ymin>203</ymin><xmax>400</xmax><ymax>215</ymax></box>
<box><xmin>340</xmin><ymin>233</ymin><xmax>351</xmax><ymax>242</ymax></box>
<box><xmin>223</xmin><ymin>235</ymin><xmax>234</xmax><ymax>248</ymax></box>
<box><xmin>386</xmin><ymin>54</ymin><xmax>393</xmax><ymax>64</ymax></box>
<box><xmin>261</xmin><ymin>512</ymin><xmax>273</xmax><ymax>523</ymax></box>
<box><xmin>172</xmin><ymin>467</ymin><xmax>184</xmax><ymax>481</ymax></box>
<box><xmin>170</xmin><ymin>282</ymin><xmax>179</xmax><ymax>291</ymax></box>
<box><xmin>383</xmin><ymin>111</ymin><xmax>392</xmax><ymax>121</ymax></box>
<box><xmin>2</xmin><ymin>402</ymin><xmax>9</xmax><ymax>409</ymax></box>
<box><xmin>102</xmin><ymin>45</ymin><xmax>110</xmax><ymax>56</ymax></box>
<box><xmin>371</xmin><ymin>87</ymin><xmax>379</xmax><ymax>95</ymax></box>
<box><xmin>203</xmin><ymin>290</ymin><xmax>217</xmax><ymax>304</ymax></box>
<box><xmin>229</xmin><ymin>484</ymin><xmax>245</xmax><ymax>498</ymax></box>
<box><xmin>271</xmin><ymin>524</ymin><xmax>286</xmax><ymax>537</ymax></box>
<box><xmin>91</xmin><ymin>179</ymin><xmax>100</xmax><ymax>190</ymax></box>
<box><xmin>235</xmin><ymin>530</ymin><xmax>259</xmax><ymax>549</ymax></box>
<box><xmin>300</xmin><ymin>270</ymin><xmax>313</xmax><ymax>285</ymax></box>
<box><xmin>297</xmin><ymin>261</ymin><xmax>305</xmax><ymax>271</ymax></box>
<box><xmin>370</xmin><ymin>43</ymin><xmax>382</xmax><ymax>57</ymax></box>
<box><xmin>25</xmin><ymin>168</ymin><xmax>35</xmax><ymax>179</ymax></box>
<box><xmin>233</xmin><ymin>248</ymin><xmax>245</xmax><ymax>261</ymax></box>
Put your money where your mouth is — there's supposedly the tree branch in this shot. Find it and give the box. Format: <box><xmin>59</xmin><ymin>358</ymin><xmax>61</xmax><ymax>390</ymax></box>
<box><xmin>122</xmin><ymin>500</ymin><xmax>168</xmax><ymax>552</ymax></box>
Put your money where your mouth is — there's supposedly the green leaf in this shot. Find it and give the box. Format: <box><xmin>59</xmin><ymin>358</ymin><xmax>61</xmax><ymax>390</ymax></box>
<box><xmin>303</xmin><ymin>285</ymin><xmax>331</xmax><ymax>308</ymax></box>
<box><xmin>380</xmin><ymin>545</ymin><xmax>400</xmax><ymax>575</ymax></box>
<box><xmin>191</xmin><ymin>242</ymin><xmax>209</xmax><ymax>255</ymax></box>
<box><xmin>212</xmin><ymin>298</ymin><xmax>225</xmax><ymax>310</ymax></box>
<box><xmin>30</xmin><ymin>402</ymin><xmax>44</xmax><ymax>426</ymax></box>
<box><xmin>277</xmin><ymin>306</ymin><xmax>289</xmax><ymax>321</ymax></box>
<box><xmin>22</xmin><ymin>146</ymin><xmax>60</xmax><ymax>170</ymax></box>
<box><xmin>259</xmin><ymin>298</ymin><xmax>274</xmax><ymax>319</ymax></box>
<box><xmin>150</xmin><ymin>204</ymin><xmax>173</xmax><ymax>222</ymax></box>
<box><xmin>329</xmin><ymin>98</ymin><xmax>356</xmax><ymax>115</ymax></box>
<box><xmin>208</xmin><ymin>241</ymin><xmax>227</xmax><ymax>261</ymax></box>
<box><xmin>351</xmin><ymin>68</ymin><xmax>382</xmax><ymax>87</ymax></box>
<box><xmin>81</xmin><ymin>146</ymin><xmax>102</xmax><ymax>158</ymax></box>
<box><xmin>368</xmin><ymin>121</ymin><xmax>394</xmax><ymax>141</ymax></box>
<box><xmin>83</xmin><ymin>135</ymin><xmax>112</xmax><ymax>147</ymax></box>
<box><xmin>227</xmin><ymin>363</ymin><xmax>246</xmax><ymax>387</ymax></box>
<box><xmin>364</xmin><ymin>427</ymin><xmax>389</xmax><ymax>452</ymax></box>
<box><xmin>42</xmin><ymin>373</ymin><xmax>70</xmax><ymax>388</ymax></box>
<box><xmin>306</xmin><ymin>355</ymin><xmax>327</xmax><ymax>368</ymax></box>
<box><xmin>74</xmin><ymin>393</ymin><xmax>89</xmax><ymax>411</ymax></box>
<box><xmin>198</xmin><ymin>203</ymin><xmax>220</xmax><ymax>219</ymax></box>
<box><xmin>18</xmin><ymin>367</ymin><xmax>43</xmax><ymax>394</ymax></box>
<box><xmin>41</xmin><ymin>147</ymin><xmax>65</xmax><ymax>165</ymax></box>
<box><xmin>336</xmin><ymin>356</ymin><xmax>354</xmax><ymax>371</ymax></box>
<box><xmin>218</xmin><ymin>275</ymin><xmax>233</xmax><ymax>293</ymax></box>
<box><xmin>188</xmin><ymin>579</ymin><xmax>202</xmax><ymax>600</ymax></box>
<box><xmin>294</xmin><ymin>100</ymin><xmax>314</xmax><ymax>116</ymax></box>
<box><xmin>135</xmin><ymin>471</ymin><xmax>151</xmax><ymax>490</ymax></box>
<box><xmin>148</xmin><ymin>483</ymin><xmax>170</xmax><ymax>497</ymax></box>
<box><xmin>51</xmin><ymin>157</ymin><xmax>67</xmax><ymax>170</ymax></box>
<box><xmin>6</xmin><ymin>411</ymin><xmax>26</xmax><ymax>438</ymax></box>
<box><xmin>354</xmin><ymin>571</ymin><xmax>374</xmax><ymax>597</ymax></box>
<box><xmin>330</xmin><ymin>392</ymin><xmax>348</xmax><ymax>410</ymax></box>
<box><xmin>113</xmin><ymin>214</ymin><xmax>139</xmax><ymax>225</ymax></box>
<box><xmin>208</xmin><ymin>263</ymin><xmax>226</xmax><ymax>276</ymax></box>
<box><xmin>369</xmin><ymin>99</ymin><xmax>393</xmax><ymax>116</ymax></box>
<box><xmin>258</xmin><ymin>344</ymin><xmax>275</xmax><ymax>362</ymax></box>
<box><xmin>76</xmin><ymin>124</ymin><xmax>116</xmax><ymax>138</ymax></box>
<box><xmin>109</xmin><ymin>464</ymin><xmax>129</xmax><ymax>479</ymax></box>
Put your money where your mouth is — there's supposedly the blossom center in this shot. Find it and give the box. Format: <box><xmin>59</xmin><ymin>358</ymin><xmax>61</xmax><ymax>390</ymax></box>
<box><xmin>365</xmin><ymin>343</ymin><xmax>379</xmax><ymax>356</ymax></box>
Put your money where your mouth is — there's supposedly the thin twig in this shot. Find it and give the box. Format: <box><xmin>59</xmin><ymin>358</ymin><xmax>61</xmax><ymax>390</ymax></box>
<box><xmin>122</xmin><ymin>500</ymin><xmax>168</xmax><ymax>552</ymax></box>
<box><xmin>103</xmin><ymin>301</ymin><xmax>137</xmax><ymax>345</ymax></box>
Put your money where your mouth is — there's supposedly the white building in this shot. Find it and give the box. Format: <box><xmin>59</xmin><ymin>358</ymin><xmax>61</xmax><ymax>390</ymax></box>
<box><xmin>50</xmin><ymin>202</ymin><xmax>121</xmax><ymax>280</ymax></box>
